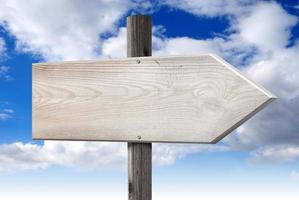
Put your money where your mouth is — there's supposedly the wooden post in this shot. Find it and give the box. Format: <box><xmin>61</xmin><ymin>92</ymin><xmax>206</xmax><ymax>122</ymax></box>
<box><xmin>127</xmin><ymin>15</ymin><xmax>152</xmax><ymax>200</ymax></box>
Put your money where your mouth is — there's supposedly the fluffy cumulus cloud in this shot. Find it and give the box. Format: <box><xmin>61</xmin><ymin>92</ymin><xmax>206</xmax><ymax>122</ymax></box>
<box><xmin>229</xmin><ymin>44</ymin><xmax>299</xmax><ymax>150</ymax></box>
<box><xmin>0</xmin><ymin>0</ymin><xmax>298</xmax><ymax>171</ymax></box>
<box><xmin>101</xmin><ymin>27</ymin><xmax>127</xmax><ymax>58</ymax></box>
<box><xmin>236</xmin><ymin>2</ymin><xmax>298</xmax><ymax>52</ymax></box>
<box><xmin>0</xmin><ymin>141</ymin><xmax>228</xmax><ymax>172</ymax></box>
<box><xmin>0</xmin><ymin>141</ymin><xmax>126</xmax><ymax>172</ymax></box>
<box><xmin>0</xmin><ymin>0</ymin><xmax>133</xmax><ymax>61</ymax></box>
<box><xmin>224</xmin><ymin>2</ymin><xmax>299</xmax><ymax>162</ymax></box>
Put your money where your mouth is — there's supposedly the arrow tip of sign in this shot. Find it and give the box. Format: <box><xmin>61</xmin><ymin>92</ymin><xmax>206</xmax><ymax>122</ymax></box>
<box><xmin>205</xmin><ymin>53</ymin><xmax>278</xmax><ymax>144</ymax></box>
<box><xmin>208</xmin><ymin>53</ymin><xmax>278</xmax><ymax>100</ymax></box>
<box><xmin>210</xmin><ymin>94</ymin><xmax>277</xmax><ymax>144</ymax></box>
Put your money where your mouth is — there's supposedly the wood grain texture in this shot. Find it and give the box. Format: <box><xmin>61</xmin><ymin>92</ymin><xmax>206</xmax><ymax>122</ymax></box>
<box><xmin>128</xmin><ymin>142</ymin><xmax>152</xmax><ymax>200</ymax></box>
<box><xmin>127</xmin><ymin>15</ymin><xmax>152</xmax><ymax>57</ymax></box>
<box><xmin>127</xmin><ymin>15</ymin><xmax>152</xmax><ymax>200</ymax></box>
<box><xmin>32</xmin><ymin>54</ymin><xmax>276</xmax><ymax>143</ymax></box>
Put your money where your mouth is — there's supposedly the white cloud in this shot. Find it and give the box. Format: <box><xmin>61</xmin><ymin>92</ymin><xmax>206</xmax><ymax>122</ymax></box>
<box><xmin>220</xmin><ymin>3</ymin><xmax>299</xmax><ymax>157</ymax></box>
<box><xmin>0</xmin><ymin>108</ymin><xmax>14</xmax><ymax>120</ymax></box>
<box><xmin>251</xmin><ymin>145</ymin><xmax>299</xmax><ymax>163</ymax></box>
<box><xmin>102</xmin><ymin>27</ymin><xmax>127</xmax><ymax>58</ymax></box>
<box><xmin>228</xmin><ymin>44</ymin><xmax>299</xmax><ymax>149</ymax></box>
<box><xmin>153</xmin><ymin>143</ymin><xmax>228</xmax><ymax>165</ymax></box>
<box><xmin>236</xmin><ymin>2</ymin><xmax>298</xmax><ymax>52</ymax></box>
<box><xmin>152</xmin><ymin>35</ymin><xmax>257</xmax><ymax>66</ymax></box>
<box><xmin>161</xmin><ymin>0</ymin><xmax>253</xmax><ymax>17</ymax></box>
<box><xmin>154</xmin><ymin>37</ymin><xmax>223</xmax><ymax>55</ymax></box>
<box><xmin>0</xmin><ymin>0</ymin><xmax>132</xmax><ymax>61</ymax></box>
<box><xmin>0</xmin><ymin>141</ymin><xmax>228</xmax><ymax>172</ymax></box>
<box><xmin>0</xmin><ymin>141</ymin><xmax>126</xmax><ymax>172</ymax></box>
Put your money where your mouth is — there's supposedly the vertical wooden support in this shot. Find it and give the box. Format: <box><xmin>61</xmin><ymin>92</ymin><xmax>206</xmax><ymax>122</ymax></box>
<box><xmin>127</xmin><ymin>15</ymin><xmax>152</xmax><ymax>200</ymax></box>
<box><xmin>127</xmin><ymin>15</ymin><xmax>152</xmax><ymax>57</ymax></box>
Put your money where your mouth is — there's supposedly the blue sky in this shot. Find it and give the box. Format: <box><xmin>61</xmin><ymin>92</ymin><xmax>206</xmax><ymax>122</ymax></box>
<box><xmin>0</xmin><ymin>0</ymin><xmax>298</xmax><ymax>199</ymax></box>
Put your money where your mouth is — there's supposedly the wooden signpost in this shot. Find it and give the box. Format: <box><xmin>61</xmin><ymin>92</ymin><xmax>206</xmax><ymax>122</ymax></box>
<box><xmin>32</xmin><ymin>15</ymin><xmax>276</xmax><ymax>200</ymax></box>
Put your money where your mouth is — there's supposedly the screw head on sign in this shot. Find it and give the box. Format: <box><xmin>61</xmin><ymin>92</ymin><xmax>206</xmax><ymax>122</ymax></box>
<box><xmin>136</xmin><ymin>59</ymin><xmax>141</xmax><ymax>64</ymax></box>
<box><xmin>137</xmin><ymin>135</ymin><xmax>141</xmax><ymax>140</ymax></box>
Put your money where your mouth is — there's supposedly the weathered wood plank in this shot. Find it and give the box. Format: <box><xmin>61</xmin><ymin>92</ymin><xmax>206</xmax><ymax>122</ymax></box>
<box><xmin>32</xmin><ymin>54</ymin><xmax>276</xmax><ymax>143</ymax></box>
<box><xmin>127</xmin><ymin>15</ymin><xmax>152</xmax><ymax>200</ymax></box>
<box><xmin>128</xmin><ymin>142</ymin><xmax>152</xmax><ymax>200</ymax></box>
<box><xmin>127</xmin><ymin>15</ymin><xmax>152</xmax><ymax>57</ymax></box>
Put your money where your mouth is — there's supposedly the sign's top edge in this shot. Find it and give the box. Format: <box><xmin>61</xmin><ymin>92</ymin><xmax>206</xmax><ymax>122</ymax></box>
<box><xmin>32</xmin><ymin>54</ymin><xmax>215</xmax><ymax>66</ymax></box>
<box><xmin>32</xmin><ymin>53</ymin><xmax>277</xmax><ymax>100</ymax></box>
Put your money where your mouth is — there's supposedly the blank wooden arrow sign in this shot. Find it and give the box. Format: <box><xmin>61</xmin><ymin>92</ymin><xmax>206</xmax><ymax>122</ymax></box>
<box><xmin>32</xmin><ymin>54</ymin><xmax>275</xmax><ymax>143</ymax></box>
